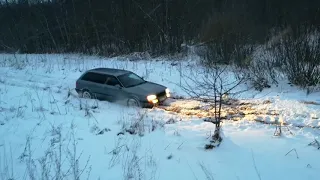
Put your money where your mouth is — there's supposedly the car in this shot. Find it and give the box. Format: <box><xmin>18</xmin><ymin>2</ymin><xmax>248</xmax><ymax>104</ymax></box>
<box><xmin>75</xmin><ymin>68</ymin><xmax>171</xmax><ymax>108</ymax></box>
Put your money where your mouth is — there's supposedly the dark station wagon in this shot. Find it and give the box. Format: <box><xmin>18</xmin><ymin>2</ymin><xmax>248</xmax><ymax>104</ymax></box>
<box><xmin>75</xmin><ymin>68</ymin><xmax>170</xmax><ymax>108</ymax></box>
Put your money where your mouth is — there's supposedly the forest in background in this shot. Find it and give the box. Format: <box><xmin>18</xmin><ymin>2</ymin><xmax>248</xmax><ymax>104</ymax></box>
<box><xmin>0</xmin><ymin>0</ymin><xmax>319</xmax><ymax>55</ymax></box>
<box><xmin>1</xmin><ymin>0</ymin><xmax>320</xmax><ymax>89</ymax></box>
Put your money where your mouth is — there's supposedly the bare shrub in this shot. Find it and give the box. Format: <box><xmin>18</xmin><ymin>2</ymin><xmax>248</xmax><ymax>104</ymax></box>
<box><xmin>272</xmin><ymin>26</ymin><xmax>320</xmax><ymax>89</ymax></box>
<box><xmin>144</xmin><ymin>149</ymin><xmax>158</xmax><ymax>180</ymax></box>
<box><xmin>15</xmin><ymin>105</ymin><xmax>27</xmax><ymax>119</ymax></box>
<box><xmin>108</xmin><ymin>135</ymin><xmax>144</xmax><ymax>179</ymax></box>
<box><xmin>0</xmin><ymin>144</ymin><xmax>14</xmax><ymax>180</ymax></box>
<box><xmin>122</xmin><ymin>138</ymin><xmax>143</xmax><ymax>180</ymax></box>
<box><xmin>8</xmin><ymin>54</ymin><xmax>28</xmax><ymax>70</ymax></box>
<box><xmin>78</xmin><ymin>99</ymin><xmax>99</xmax><ymax>125</ymax></box>
<box><xmin>111</xmin><ymin>117</ymin><xmax>159</xmax><ymax>179</ymax></box>
<box><xmin>48</xmin><ymin>91</ymin><xmax>67</xmax><ymax>116</ymax></box>
<box><xmin>149</xmin><ymin>118</ymin><xmax>165</xmax><ymax>133</ymax></box>
<box><xmin>128</xmin><ymin>111</ymin><xmax>146</xmax><ymax>136</ymax></box>
<box><xmin>308</xmin><ymin>139</ymin><xmax>320</xmax><ymax>150</ymax></box>
<box><xmin>165</xmin><ymin>118</ymin><xmax>177</xmax><ymax>124</ymax></box>
<box><xmin>66</xmin><ymin>123</ymin><xmax>92</xmax><ymax>180</ymax></box>
<box><xmin>90</xmin><ymin>124</ymin><xmax>111</xmax><ymax>135</ymax></box>
<box><xmin>119</xmin><ymin>110</ymin><xmax>147</xmax><ymax>136</ymax></box>
<box><xmin>108</xmin><ymin>136</ymin><xmax>129</xmax><ymax>169</ymax></box>
<box><xmin>179</xmin><ymin>62</ymin><xmax>248</xmax><ymax>148</ymax></box>
<box><xmin>199</xmin><ymin>12</ymin><xmax>255</xmax><ymax>67</ymax></box>
<box><xmin>245</xmin><ymin>47</ymin><xmax>280</xmax><ymax>91</ymax></box>
<box><xmin>18</xmin><ymin>123</ymin><xmax>92</xmax><ymax>180</ymax></box>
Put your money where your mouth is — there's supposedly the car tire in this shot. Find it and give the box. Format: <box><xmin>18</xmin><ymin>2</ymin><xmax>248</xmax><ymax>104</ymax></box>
<box><xmin>127</xmin><ymin>98</ymin><xmax>141</xmax><ymax>108</ymax></box>
<box><xmin>82</xmin><ymin>90</ymin><xmax>92</xmax><ymax>99</ymax></box>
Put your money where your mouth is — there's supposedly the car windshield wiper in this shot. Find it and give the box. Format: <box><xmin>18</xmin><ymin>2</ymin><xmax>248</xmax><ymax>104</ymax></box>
<box><xmin>125</xmin><ymin>84</ymin><xmax>135</xmax><ymax>88</ymax></box>
<box><xmin>136</xmin><ymin>81</ymin><xmax>146</xmax><ymax>86</ymax></box>
<box><xmin>125</xmin><ymin>81</ymin><xmax>145</xmax><ymax>88</ymax></box>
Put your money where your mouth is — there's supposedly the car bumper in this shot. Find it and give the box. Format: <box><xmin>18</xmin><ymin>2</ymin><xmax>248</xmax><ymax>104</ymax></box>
<box><xmin>142</xmin><ymin>96</ymin><xmax>168</xmax><ymax>108</ymax></box>
<box><xmin>141</xmin><ymin>102</ymin><xmax>155</xmax><ymax>108</ymax></box>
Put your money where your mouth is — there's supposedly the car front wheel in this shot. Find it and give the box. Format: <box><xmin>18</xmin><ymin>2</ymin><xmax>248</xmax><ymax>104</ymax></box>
<box><xmin>127</xmin><ymin>98</ymin><xmax>141</xmax><ymax>108</ymax></box>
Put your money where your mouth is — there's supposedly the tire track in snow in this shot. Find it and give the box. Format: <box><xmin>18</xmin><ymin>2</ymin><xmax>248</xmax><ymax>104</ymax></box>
<box><xmin>0</xmin><ymin>70</ymin><xmax>75</xmax><ymax>94</ymax></box>
<box><xmin>153</xmin><ymin>98</ymin><xmax>320</xmax><ymax>129</ymax></box>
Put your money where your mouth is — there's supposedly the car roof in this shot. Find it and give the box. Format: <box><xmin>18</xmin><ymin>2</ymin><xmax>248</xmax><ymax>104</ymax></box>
<box><xmin>87</xmin><ymin>68</ymin><xmax>131</xmax><ymax>76</ymax></box>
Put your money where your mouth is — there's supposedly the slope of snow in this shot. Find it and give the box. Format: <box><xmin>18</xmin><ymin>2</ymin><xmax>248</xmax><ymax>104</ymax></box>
<box><xmin>0</xmin><ymin>53</ymin><xmax>320</xmax><ymax>180</ymax></box>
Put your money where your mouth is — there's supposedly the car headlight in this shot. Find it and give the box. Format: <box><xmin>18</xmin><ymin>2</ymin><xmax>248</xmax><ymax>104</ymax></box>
<box><xmin>165</xmin><ymin>88</ymin><xmax>171</xmax><ymax>97</ymax></box>
<box><xmin>147</xmin><ymin>95</ymin><xmax>157</xmax><ymax>102</ymax></box>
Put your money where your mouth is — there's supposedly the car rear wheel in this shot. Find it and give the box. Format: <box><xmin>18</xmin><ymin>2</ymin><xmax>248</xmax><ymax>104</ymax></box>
<box><xmin>127</xmin><ymin>98</ymin><xmax>141</xmax><ymax>108</ymax></box>
<box><xmin>82</xmin><ymin>90</ymin><xmax>92</xmax><ymax>99</ymax></box>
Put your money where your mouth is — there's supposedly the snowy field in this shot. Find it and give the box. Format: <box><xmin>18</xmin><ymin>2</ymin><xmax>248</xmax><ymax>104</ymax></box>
<box><xmin>0</xmin><ymin>53</ymin><xmax>320</xmax><ymax>180</ymax></box>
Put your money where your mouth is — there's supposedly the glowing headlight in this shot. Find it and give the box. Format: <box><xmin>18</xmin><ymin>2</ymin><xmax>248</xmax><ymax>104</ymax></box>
<box><xmin>165</xmin><ymin>88</ymin><xmax>171</xmax><ymax>97</ymax></box>
<box><xmin>222</xmin><ymin>93</ymin><xmax>229</xmax><ymax>101</ymax></box>
<box><xmin>147</xmin><ymin>95</ymin><xmax>157</xmax><ymax>102</ymax></box>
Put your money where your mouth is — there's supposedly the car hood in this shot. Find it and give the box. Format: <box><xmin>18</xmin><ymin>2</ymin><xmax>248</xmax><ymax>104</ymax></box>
<box><xmin>125</xmin><ymin>81</ymin><xmax>166</xmax><ymax>96</ymax></box>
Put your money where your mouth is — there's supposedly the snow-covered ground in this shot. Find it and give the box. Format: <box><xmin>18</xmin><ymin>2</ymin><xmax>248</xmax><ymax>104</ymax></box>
<box><xmin>0</xmin><ymin>53</ymin><xmax>320</xmax><ymax>180</ymax></box>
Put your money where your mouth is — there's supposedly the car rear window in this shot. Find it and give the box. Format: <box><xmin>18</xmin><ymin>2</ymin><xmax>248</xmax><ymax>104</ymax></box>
<box><xmin>81</xmin><ymin>72</ymin><xmax>106</xmax><ymax>84</ymax></box>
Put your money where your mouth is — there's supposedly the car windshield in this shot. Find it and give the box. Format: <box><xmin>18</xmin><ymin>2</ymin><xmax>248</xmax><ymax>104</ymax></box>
<box><xmin>117</xmin><ymin>72</ymin><xmax>145</xmax><ymax>88</ymax></box>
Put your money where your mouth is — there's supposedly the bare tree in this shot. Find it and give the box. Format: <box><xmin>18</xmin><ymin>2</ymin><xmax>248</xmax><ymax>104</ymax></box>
<box><xmin>179</xmin><ymin>58</ymin><xmax>249</xmax><ymax>148</ymax></box>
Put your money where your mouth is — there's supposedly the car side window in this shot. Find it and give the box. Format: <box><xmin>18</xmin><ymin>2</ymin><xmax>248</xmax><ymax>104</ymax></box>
<box><xmin>81</xmin><ymin>72</ymin><xmax>106</xmax><ymax>84</ymax></box>
<box><xmin>81</xmin><ymin>72</ymin><xmax>93</xmax><ymax>81</ymax></box>
<box><xmin>105</xmin><ymin>75</ymin><xmax>121</xmax><ymax>86</ymax></box>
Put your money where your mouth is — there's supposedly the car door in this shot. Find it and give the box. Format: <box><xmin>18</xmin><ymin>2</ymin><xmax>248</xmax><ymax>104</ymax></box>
<box><xmin>103</xmin><ymin>75</ymin><xmax>127</xmax><ymax>102</ymax></box>
<box><xmin>81</xmin><ymin>72</ymin><xmax>108</xmax><ymax>99</ymax></box>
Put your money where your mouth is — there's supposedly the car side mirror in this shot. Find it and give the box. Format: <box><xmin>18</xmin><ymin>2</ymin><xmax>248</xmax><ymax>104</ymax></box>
<box><xmin>141</xmin><ymin>76</ymin><xmax>147</xmax><ymax>82</ymax></box>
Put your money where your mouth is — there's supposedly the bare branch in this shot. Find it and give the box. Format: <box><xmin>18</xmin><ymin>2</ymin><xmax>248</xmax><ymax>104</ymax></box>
<box><xmin>285</xmin><ymin>148</ymin><xmax>299</xmax><ymax>159</ymax></box>
<box><xmin>251</xmin><ymin>149</ymin><xmax>262</xmax><ymax>180</ymax></box>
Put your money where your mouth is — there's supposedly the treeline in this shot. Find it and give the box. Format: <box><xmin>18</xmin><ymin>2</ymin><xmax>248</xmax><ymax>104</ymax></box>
<box><xmin>0</xmin><ymin>0</ymin><xmax>319</xmax><ymax>57</ymax></box>
<box><xmin>0</xmin><ymin>0</ymin><xmax>215</xmax><ymax>55</ymax></box>
<box><xmin>198</xmin><ymin>0</ymin><xmax>320</xmax><ymax>64</ymax></box>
